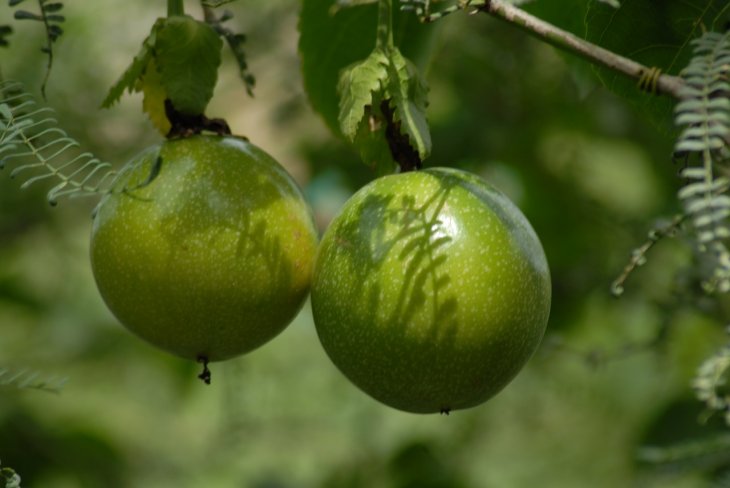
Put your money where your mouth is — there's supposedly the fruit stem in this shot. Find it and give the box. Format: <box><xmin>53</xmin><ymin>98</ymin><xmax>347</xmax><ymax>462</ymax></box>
<box><xmin>376</xmin><ymin>0</ymin><xmax>394</xmax><ymax>51</ymax></box>
<box><xmin>167</xmin><ymin>0</ymin><xmax>185</xmax><ymax>17</ymax></box>
<box><xmin>197</xmin><ymin>355</ymin><xmax>212</xmax><ymax>385</ymax></box>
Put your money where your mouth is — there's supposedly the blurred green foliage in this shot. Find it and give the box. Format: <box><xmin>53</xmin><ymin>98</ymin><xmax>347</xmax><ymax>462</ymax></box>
<box><xmin>1</xmin><ymin>1</ymin><xmax>729</xmax><ymax>487</ymax></box>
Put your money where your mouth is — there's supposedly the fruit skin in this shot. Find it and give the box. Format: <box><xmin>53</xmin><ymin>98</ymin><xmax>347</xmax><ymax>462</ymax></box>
<box><xmin>311</xmin><ymin>168</ymin><xmax>551</xmax><ymax>414</ymax></box>
<box><xmin>90</xmin><ymin>135</ymin><xmax>318</xmax><ymax>362</ymax></box>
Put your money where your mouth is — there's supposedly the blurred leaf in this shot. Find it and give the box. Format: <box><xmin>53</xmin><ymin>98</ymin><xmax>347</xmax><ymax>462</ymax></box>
<box><xmin>1</xmin><ymin>461</ymin><xmax>21</xmax><ymax>488</ymax></box>
<box><xmin>333</xmin><ymin>0</ymin><xmax>378</xmax><ymax>10</ymax></box>
<box><xmin>0</xmin><ymin>25</ymin><xmax>12</xmax><ymax>47</ymax></box>
<box><xmin>585</xmin><ymin>0</ymin><xmax>730</xmax><ymax>123</ymax></box>
<box><xmin>13</xmin><ymin>10</ymin><xmax>42</xmax><ymax>21</ymax></box>
<box><xmin>155</xmin><ymin>15</ymin><xmax>222</xmax><ymax>115</ymax></box>
<box><xmin>0</xmin><ymin>409</ymin><xmax>127</xmax><ymax>487</ymax></box>
<box><xmin>203</xmin><ymin>7</ymin><xmax>255</xmax><ymax>96</ymax></box>
<box><xmin>523</xmin><ymin>0</ymin><xmax>589</xmax><ymax>36</ymax></box>
<box><xmin>0</xmin><ymin>367</ymin><xmax>67</xmax><ymax>393</ymax></box>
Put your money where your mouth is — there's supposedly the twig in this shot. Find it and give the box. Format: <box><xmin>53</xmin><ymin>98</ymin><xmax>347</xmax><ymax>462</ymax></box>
<box><xmin>611</xmin><ymin>214</ymin><xmax>687</xmax><ymax>297</ymax></box>
<box><xmin>403</xmin><ymin>0</ymin><xmax>686</xmax><ymax>98</ymax></box>
<box><xmin>477</xmin><ymin>0</ymin><xmax>685</xmax><ymax>97</ymax></box>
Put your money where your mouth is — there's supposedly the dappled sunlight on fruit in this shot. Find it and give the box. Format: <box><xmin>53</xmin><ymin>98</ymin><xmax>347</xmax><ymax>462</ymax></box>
<box><xmin>312</xmin><ymin>168</ymin><xmax>551</xmax><ymax>413</ymax></box>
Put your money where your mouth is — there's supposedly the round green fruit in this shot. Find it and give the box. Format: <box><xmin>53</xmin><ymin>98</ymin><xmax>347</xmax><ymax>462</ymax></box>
<box><xmin>90</xmin><ymin>135</ymin><xmax>318</xmax><ymax>362</ymax></box>
<box><xmin>311</xmin><ymin>168</ymin><xmax>551</xmax><ymax>414</ymax></box>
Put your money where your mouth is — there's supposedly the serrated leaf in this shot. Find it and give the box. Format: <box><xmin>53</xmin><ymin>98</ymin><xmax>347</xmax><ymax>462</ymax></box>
<box><xmin>338</xmin><ymin>49</ymin><xmax>388</xmax><ymax>140</ymax></box>
<box><xmin>383</xmin><ymin>48</ymin><xmax>431</xmax><ymax>160</ymax></box>
<box><xmin>352</xmin><ymin>102</ymin><xmax>398</xmax><ymax>175</ymax></box>
<box><xmin>585</xmin><ymin>0</ymin><xmax>730</xmax><ymax>125</ymax></box>
<box><xmin>299</xmin><ymin>0</ymin><xmax>434</xmax><ymax>137</ymax></box>
<box><xmin>139</xmin><ymin>59</ymin><xmax>171</xmax><ymax>135</ymax></box>
<box><xmin>155</xmin><ymin>15</ymin><xmax>222</xmax><ymax>115</ymax></box>
<box><xmin>101</xmin><ymin>19</ymin><xmax>161</xmax><ymax>108</ymax></box>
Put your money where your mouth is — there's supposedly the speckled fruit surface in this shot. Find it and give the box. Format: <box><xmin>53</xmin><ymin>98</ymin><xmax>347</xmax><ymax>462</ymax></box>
<box><xmin>90</xmin><ymin>135</ymin><xmax>318</xmax><ymax>361</ymax></box>
<box><xmin>311</xmin><ymin>168</ymin><xmax>551</xmax><ymax>414</ymax></box>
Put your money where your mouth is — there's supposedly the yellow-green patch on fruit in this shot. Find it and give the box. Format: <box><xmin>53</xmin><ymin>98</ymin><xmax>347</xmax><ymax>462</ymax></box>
<box><xmin>91</xmin><ymin>135</ymin><xmax>318</xmax><ymax>361</ymax></box>
<box><xmin>311</xmin><ymin>167</ymin><xmax>551</xmax><ymax>413</ymax></box>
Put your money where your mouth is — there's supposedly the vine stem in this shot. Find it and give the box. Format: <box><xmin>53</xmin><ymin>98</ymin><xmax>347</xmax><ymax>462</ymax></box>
<box><xmin>168</xmin><ymin>0</ymin><xmax>185</xmax><ymax>17</ymax></box>
<box><xmin>476</xmin><ymin>0</ymin><xmax>685</xmax><ymax>97</ymax></box>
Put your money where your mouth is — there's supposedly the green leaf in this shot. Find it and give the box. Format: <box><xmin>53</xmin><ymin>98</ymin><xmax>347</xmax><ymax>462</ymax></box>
<box><xmin>13</xmin><ymin>10</ymin><xmax>42</xmax><ymax>21</ymax></box>
<box><xmin>523</xmin><ymin>0</ymin><xmax>589</xmax><ymax>36</ymax></box>
<box><xmin>155</xmin><ymin>15</ymin><xmax>222</xmax><ymax>115</ymax></box>
<box><xmin>585</xmin><ymin>0</ymin><xmax>730</xmax><ymax>124</ymax></box>
<box><xmin>352</xmin><ymin>99</ymin><xmax>398</xmax><ymax>175</ymax></box>
<box><xmin>299</xmin><ymin>0</ymin><xmax>434</xmax><ymax>137</ymax></box>
<box><xmin>42</xmin><ymin>3</ymin><xmax>64</xmax><ymax>13</ymax></box>
<box><xmin>332</xmin><ymin>0</ymin><xmax>378</xmax><ymax>11</ymax></box>
<box><xmin>139</xmin><ymin>59</ymin><xmax>171</xmax><ymax>135</ymax></box>
<box><xmin>204</xmin><ymin>9</ymin><xmax>255</xmax><ymax>96</ymax></box>
<box><xmin>101</xmin><ymin>19</ymin><xmax>161</xmax><ymax>108</ymax></box>
<box><xmin>338</xmin><ymin>49</ymin><xmax>389</xmax><ymax>140</ymax></box>
<box><xmin>383</xmin><ymin>48</ymin><xmax>431</xmax><ymax>160</ymax></box>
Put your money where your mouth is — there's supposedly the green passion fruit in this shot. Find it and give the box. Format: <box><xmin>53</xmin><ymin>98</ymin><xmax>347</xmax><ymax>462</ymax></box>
<box><xmin>311</xmin><ymin>167</ymin><xmax>551</xmax><ymax>414</ymax></box>
<box><xmin>90</xmin><ymin>135</ymin><xmax>318</xmax><ymax>362</ymax></box>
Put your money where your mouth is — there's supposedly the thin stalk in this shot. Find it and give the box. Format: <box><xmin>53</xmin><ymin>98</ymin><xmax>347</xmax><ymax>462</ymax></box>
<box><xmin>476</xmin><ymin>0</ymin><xmax>684</xmax><ymax>98</ymax></box>
<box><xmin>168</xmin><ymin>0</ymin><xmax>186</xmax><ymax>17</ymax></box>
<box><xmin>376</xmin><ymin>0</ymin><xmax>394</xmax><ymax>50</ymax></box>
<box><xmin>38</xmin><ymin>0</ymin><xmax>53</xmax><ymax>100</ymax></box>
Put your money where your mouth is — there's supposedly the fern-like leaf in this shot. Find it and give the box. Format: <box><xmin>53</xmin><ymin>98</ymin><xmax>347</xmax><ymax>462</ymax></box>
<box><xmin>0</xmin><ymin>80</ymin><xmax>120</xmax><ymax>205</ymax></box>
<box><xmin>674</xmin><ymin>31</ymin><xmax>730</xmax><ymax>292</ymax></box>
<box><xmin>0</xmin><ymin>25</ymin><xmax>12</xmax><ymax>47</ymax></box>
<box><xmin>9</xmin><ymin>0</ymin><xmax>66</xmax><ymax>98</ymax></box>
<box><xmin>694</xmin><ymin>344</ymin><xmax>730</xmax><ymax>425</ymax></box>
<box><xmin>0</xmin><ymin>459</ymin><xmax>22</xmax><ymax>488</ymax></box>
<box><xmin>202</xmin><ymin>5</ymin><xmax>255</xmax><ymax>96</ymax></box>
<box><xmin>0</xmin><ymin>366</ymin><xmax>67</xmax><ymax>394</ymax></box>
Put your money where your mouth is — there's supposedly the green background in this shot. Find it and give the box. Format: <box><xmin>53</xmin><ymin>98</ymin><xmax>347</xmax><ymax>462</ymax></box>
<box><xmin>1</xmin><ymin>0</ymin><xmax>729</xmax><ymax>486</ymax></box>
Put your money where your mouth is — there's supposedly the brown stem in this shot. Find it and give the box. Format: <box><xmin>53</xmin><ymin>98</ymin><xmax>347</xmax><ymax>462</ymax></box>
<box><xmin>476</xmin><ymin>0</ymin><xmax>684</xmax><ymax>98</ymax></box>
<box><xmin>164</xmin><ymin>99</ymin><xmax>232</xmax><ymax>139</ymax></box>
<box><xmin>197</xmin><ymin>356</ymin><xmax>212</xmax><ymax>385</ymax></box>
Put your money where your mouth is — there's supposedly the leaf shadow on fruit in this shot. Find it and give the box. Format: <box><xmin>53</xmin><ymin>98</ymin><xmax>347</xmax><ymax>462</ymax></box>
<box><xmin>109</xmin><ymin>146</ymin><xmax>313</xmax><ymax>360</ymax></box>
<box><xmin>329</xmin><ymin>176</ymin><xmax>469</xmax><ymax>410</ymax></box>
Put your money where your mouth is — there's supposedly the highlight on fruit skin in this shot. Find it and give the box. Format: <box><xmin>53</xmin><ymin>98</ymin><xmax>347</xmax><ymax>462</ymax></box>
<box><xmin>90</xmin><ymin>135</ymin><xmax>318</xmax><ymax>362</ymax></box>
<box><xmin>311</xmin><ymin>167</ymin><xmax>551</xmax><ymax>414</ymax></box>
